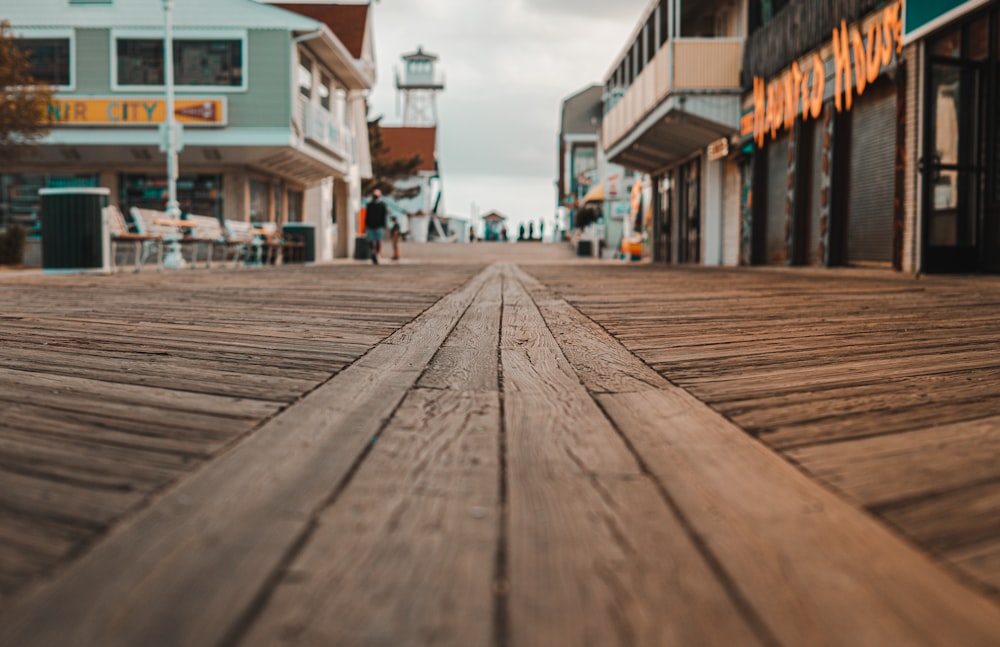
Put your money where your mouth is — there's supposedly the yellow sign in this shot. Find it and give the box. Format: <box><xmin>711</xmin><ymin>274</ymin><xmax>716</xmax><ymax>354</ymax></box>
<box><xmin>743</xmin><ymin>0</ymin><xmax>903</xmax><ymax>147</ymax></box>
<box><xmin>48</xmin><ymin>97</ymin><xmax>227</xmax><ymax>126</ymax></box>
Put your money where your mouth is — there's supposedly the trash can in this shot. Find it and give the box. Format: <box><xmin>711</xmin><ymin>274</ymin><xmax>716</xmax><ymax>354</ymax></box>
<box><xmin>282</xmin><ymin>223</ymin><xmax>316</xmax><ymax>263</ymax></box>
<box><xmin>39</xmin><ymin>187</ymin><xmax>110</xmax><ymax>271</ymax></box>
<box><xmin>576</xmin><ymin>239</ymin><xmax>593</xmax><ymax>257</ymax></box>
<box><xmin>354</xmin><ymin>237</ymin><xmax>371</xmax><ymax>260</ymax></box>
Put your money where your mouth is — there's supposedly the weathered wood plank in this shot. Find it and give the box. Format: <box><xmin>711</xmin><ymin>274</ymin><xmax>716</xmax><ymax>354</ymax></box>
<box><xmin>243</xmin><ymin>268</ymin><xmax>504</xmax><ymax>646</ymax></box>
<box><xmin>598</xmin><ymin>387</ymin><xmax>1000</xmax><ymax>646</ymax></box>
<box><xmin>0</xmin><ymin>265</ymin><xmax>491</xmax><ymax>647</ymax></box>
<box><xmin>501</xmin><ymin>266</ymin><xmax>764</xmax><ymax>647</ymax></box>
<box><xmin>875</xmin><ymin>479</ymin><xmax>1000</xmax><ymax>555</ymax></box>
<box><xmin>518</xmin><ymin>266</ymin><xmax>1000</xmax><ymax>645</ymax></box>
<box><xmin>786</xmin><ymin>415</ymin><xmax>1000</xmax><ymax>506</ymax></box>
<box><xmin>241</xmin><ymin>388</ymin><xmax>502</xmax><ymax>647</ymax></box>
<box><xmin>501</xmin><ymin>268</ymin><xmax>640</xmax><ymax>477</ymax></box>
<box><xmin>417</xmin><ymin>271</ymin><xmax>501</xmax><ymax>392</ymax></box>
<box><xmin>514</xmin><ymin>266</ymin><xmax>664</xmax><ymax>394</ymax></box>
<box><xmin>0</xmin><ymin>367</ymin><xmax>280</xmax><ymax>422</ymax></box>
<box><xmin>528</xmin><ymin>263</ymin><xmax>1000</xmax><ymax>603</ymax></box>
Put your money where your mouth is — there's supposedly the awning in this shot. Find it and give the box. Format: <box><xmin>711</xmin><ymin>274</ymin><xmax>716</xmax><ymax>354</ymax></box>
<box><xmin>581</xmin><ymin>183</ymin><xmax>604</xmax><ymax>204</ymax></box>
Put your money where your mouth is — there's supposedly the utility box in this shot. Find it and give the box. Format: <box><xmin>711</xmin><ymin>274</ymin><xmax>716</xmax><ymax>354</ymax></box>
<box><xmin>39</xmin><ymin>187</ymin><xmax>110</xmax><ymax>272</ymax></box>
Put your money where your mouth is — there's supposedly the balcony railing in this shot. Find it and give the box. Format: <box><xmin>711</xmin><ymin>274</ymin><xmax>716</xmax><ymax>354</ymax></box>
<box><xmin>601</xmin><ymin>38</ymin><xmax>743</xmax><ymax>152</ymax></box>
<box><xmin>296</xmin><ymin>97</ymin><xmax>348</xmax><ymax>159</ymax></box>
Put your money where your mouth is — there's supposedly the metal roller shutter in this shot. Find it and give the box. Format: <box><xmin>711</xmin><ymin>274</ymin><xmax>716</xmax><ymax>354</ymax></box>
<box><xmin>847</xmin><ymin>80</ymin><xmax>896</xmax><ymax>264</ymax></box>
<box><xmin>766</xmin><ymin>133</ymin><xmax>789</xmax><ymax>264</ymax></box>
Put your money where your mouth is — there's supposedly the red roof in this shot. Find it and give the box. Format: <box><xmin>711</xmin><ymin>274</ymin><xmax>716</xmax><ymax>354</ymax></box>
<box><xmin>380</xmin><ymin>127</ymin><xmax>437</xmax><ymax>173</ymax></box>
<box><xmin>273</xmin><ymin>3</ymin><xmax>369</xmax><ymax>59</ymax></box>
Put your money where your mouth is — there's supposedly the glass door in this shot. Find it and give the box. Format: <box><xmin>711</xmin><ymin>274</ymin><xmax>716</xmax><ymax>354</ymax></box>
<box><xmin>984</xmin><ymin>15</ymin><xmax>1000</xmax><ymax>270</ymax></box>
<box><xmin>923</xmin><ymin>58</ymin><xmax>982</xmax><ymax>272</ymax></box>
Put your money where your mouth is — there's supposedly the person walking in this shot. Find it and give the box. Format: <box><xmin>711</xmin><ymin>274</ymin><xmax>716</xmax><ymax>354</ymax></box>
<box><xmin>365</xmin><ymin>189</ymin><xmax>387</xmax><ymax>264</ymax></box>
<box><xmin>389</xmin><ymin>216</ymin><xmax>401</xmax><ymax>261</ymax></box>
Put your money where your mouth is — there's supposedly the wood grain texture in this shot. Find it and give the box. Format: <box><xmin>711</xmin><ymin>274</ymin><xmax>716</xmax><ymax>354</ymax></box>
<box><xmin>501</xmin><ymin>265</ymin><xmax>763</xmax><ymax>647</ymax></box>
<box><xmin>597</xmin><ymin>388</ymin><xmax>1000</xmax><ymax>647</ymax></box>
<box><xmin>787</xmin><ymin>415</ymin><xmax>1000</xmax><ymax>507</ymax></box>
<box><xmin>0</xmin><ymin>262</ymin><xmax>484</xmax><ymax>627</ymax></box>
<box><xmin>0</xmin><ymin>267</ymin><xmax>488</xmax><ymax>647</ymax></box>
<box><xmin>242</xmin><ymin>388</ymin><xmax>502</xmax><ymax>647</ymax></box>
<box><xmin>526</xmin><ymin>263</ymin><xmax>1000</xmax><ymax>601</ymax></box>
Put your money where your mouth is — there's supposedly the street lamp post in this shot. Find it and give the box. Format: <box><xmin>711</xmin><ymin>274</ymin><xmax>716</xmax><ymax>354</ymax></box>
<box><xmin>162</xmin><ymin>0</ymin><xmax>185</xmax><ymax>268</ymax></box>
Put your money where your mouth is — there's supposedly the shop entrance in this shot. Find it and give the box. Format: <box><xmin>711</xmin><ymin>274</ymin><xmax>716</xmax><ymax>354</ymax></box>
<box><xmin>921</xmin><ymin>11</ymin><xmax>998</xmax><ymax>272</ymax></box>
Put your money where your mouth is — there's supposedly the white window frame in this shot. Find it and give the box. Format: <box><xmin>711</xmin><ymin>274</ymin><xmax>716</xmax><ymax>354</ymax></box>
<box><xmin>14</xmin><ymin>28</ymin><xmax>75</xmax><ymax>91</ymax></box>
<box><xmin>298</xmin><ymin>52</ymin><xmax>314</xmax><ymax>99</ymax></box>
<box><xmin>110</xmin><ymin>28</ymin><xmax>247</xmax><ymax>93</ymax></box>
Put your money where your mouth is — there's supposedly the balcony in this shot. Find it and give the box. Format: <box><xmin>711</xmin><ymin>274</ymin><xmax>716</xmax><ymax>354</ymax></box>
<box><xmin>602</xmin><ymin>37</ymin><xmax>743</xmax><ymax>171</ymax></box>
<box><xmin>296</xmin><ymin>97</ymin><xmax>349</xmax><ymax>161</ymax></box>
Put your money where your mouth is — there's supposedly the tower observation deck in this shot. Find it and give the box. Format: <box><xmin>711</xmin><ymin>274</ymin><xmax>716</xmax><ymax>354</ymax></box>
<box><xmin>396</xmin><ymin>46</ymin><xmax>445</xmax><ymax>127</ymax></box>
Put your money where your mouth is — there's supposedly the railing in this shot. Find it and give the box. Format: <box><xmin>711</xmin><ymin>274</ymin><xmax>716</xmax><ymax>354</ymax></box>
<box><xmin>396</xmin><ymin>67</ymin><xmax>445</xmax><ymax>89</ymax></box>
<box><xmin>742</xmin><ymin>0</ymin><xmax>887</xmax><ymax>85</ymax></box>
<box><xmin>297</xmin><ymin>97</ymin><xmax>347</xmax><ymax>159</ymax></box>
<box><xmin>601</xmin><ymin>38</ymin><xmax>743</xmax><ymax>152</ymax></box>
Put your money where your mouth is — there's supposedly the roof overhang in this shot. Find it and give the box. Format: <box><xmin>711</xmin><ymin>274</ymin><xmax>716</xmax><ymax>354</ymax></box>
<box><xmin>605</xmin><ymin>93</ymin><xmax>741</xmax><ymax>174</ymax></box>
<box><xmin>295</xmin><ymin>26</ymin><xmax>373</xmax><ymax>90</ymax></box>
<box><xmin>5</xmin><ymin>128</ymin><xmax>349</xmax><ymax>186</ymax></box>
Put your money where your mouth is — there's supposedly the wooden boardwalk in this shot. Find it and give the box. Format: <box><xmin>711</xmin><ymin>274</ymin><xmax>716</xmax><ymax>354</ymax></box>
<box><xmin>0</xmin><ymin>244</ymin><xmax>999</xmax><ymax>646</ymax></box>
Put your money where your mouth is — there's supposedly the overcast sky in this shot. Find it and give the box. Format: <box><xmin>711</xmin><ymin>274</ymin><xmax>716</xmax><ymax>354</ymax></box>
<box><xmin>364</xmin><ymin>0</ymin><xmax>648</xmax><ymax>231</ymax></box>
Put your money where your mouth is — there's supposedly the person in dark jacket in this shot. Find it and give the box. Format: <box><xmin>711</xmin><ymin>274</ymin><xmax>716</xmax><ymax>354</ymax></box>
<box><xmin>365</xmin><ymin>189</ymin><xmax>387</xmax><ymax>264</ymax></box>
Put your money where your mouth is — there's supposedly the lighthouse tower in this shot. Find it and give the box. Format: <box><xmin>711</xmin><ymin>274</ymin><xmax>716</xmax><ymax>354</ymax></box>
<box><xmin>396</xmin><ymin>47</ymin><xmax>445</xmax><ymax>127</ymax></box>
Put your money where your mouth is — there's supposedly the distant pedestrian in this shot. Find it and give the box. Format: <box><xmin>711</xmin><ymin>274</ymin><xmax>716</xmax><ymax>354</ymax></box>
<box><xmin>365</xmin><ymin>189</ymin><xmax>387</xmax><ymax>264</ymax></box>
<box><xmin>539</xmin><ymin>221</ymin><xmax>545</xmax><ymax>241</ymax></box>
<box><xmin>390</xmin><ymin>216</ymin><xmax>401</xmax><ymax>260</ymax></box>
<box><xmin>518</xmin><ymin>223</ymin><xmax>526</xmax><ymax>241</ymax></box>
<box><xmin>528</xmin><ymin>221</ymin><xmax>534</xmax><ymax>240</ymax></box>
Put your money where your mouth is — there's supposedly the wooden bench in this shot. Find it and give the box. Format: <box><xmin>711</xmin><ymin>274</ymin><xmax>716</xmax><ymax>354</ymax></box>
<box><xmin>103</xmin><ymin>205</ymin><xmax>163</xmax><ymax>272</ymax></box>
<box><xmin>254</xmin><ymin>222</ymin><xmax>299</xmax><ymax>265</ymax></box>
<box><xmin>260</xmin><ymin>222</ymin><xmax>306</xmax><ymax>263</ymax></box>
<box><xmin>129</xmin><ymin>207</ymin><xmax>193</xmax><ymax>269</ymax></box>
<box><xmin>182</xmin><ymin>214</ymin><xmax>236</xmax><ymax>269</ymax></box>
<box><xmin>223</xmin><ymin>219</ymin><xmax>264</xmax><ymax>266</ymax></box>
<box><xmin>130</xmin><ymin>208</ymin><xmax>225</xmax><ymax>269</ymax></box>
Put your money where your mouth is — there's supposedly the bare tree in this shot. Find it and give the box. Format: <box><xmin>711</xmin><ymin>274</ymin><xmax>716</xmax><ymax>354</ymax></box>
<box><xmin>0</xmin><ymin>20</ymin><xmax>53</xmax><ymax>161</ymax></box>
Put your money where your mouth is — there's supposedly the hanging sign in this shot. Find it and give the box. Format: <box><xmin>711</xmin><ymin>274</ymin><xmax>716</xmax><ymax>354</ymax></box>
<box><xmin>48</xmin><ymin>97</ymin><xmax>228</xmax><ymax>126</ymax></box>
<box><xmin>742</xmin><ymin>0</ymin><xmax>903</xmax><ymax>148</ymax></box>
<box><xmin>707</xmin><ymin>137</ymin><xmax>730</xmax><ymax>161</ymax></box>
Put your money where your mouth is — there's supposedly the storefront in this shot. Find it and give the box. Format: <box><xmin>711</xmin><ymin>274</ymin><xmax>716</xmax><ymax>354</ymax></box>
<box><xmin>907</xmin><ymin>1</ymin><xmax>1000</xmax><ymax>272</ymax></box>
<box><xmin>742</xmin><ymin>0</ymin><xmax>905</xmax><ymax>268</ymax></box>
<box><xmin>600</xmin><ymin>0</ymin><xmax>745</xmax><ymax>267</ymax></box>
<box><xmin>2</xmin><ymin>0</ymin><xmax>375</xmax><ymax>261</ymax></box>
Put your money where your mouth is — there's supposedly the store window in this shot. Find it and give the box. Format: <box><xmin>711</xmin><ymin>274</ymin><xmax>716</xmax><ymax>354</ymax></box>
<box><xmin>249</xmin><ymin>178</ymin><xmax>270</xmax><ymax>223</ymax></box>
<box><xmin>19</xmin><ymin>38</ymin><xmax>71</xmax><ymax>86</ymax></box>
<box><xmin>272</xmin><ymin>183</ymin><xmax>284</xmax><ymax>224</ymax></box>
<box><xmin>119</xmin><ymin>174</ymin><xmax>222</xmax><ymax>219</ymax></box>
<box><xmin>116</xmin><ymin>38</ymin><xmax>243</xmax><ymax>87</ymax></box>
<box><xmin>932</xmin><ymin>28</ymin><xmax>961</xmax><ymax>57</ymax></box>
<box><xmin>287</xmin><ymin>190</ymin><xmax>304</xmax><ymax>223</ymax></box>
<box><xmin>965</xmin><ymin>15</ymin><xmax>989</xmax><ymax>61</ymax></box>
<box><xmin>298</xmin><ymin>56</ymin><xmax>313</xmax><ymax>98</ymax></box>
<box><xmin>319</xmin><ymin>73</ymin><xmax>332</xmax><ymax>110</ymax></box>
<box><xmin>645</xmin><ymin>16</ymin><xmax>655</xmax><ymax>63</ymax></box>
<box><xmin>1</xmin><ymin>173</ymin><xmax>97</xmax><ymax>232</ymax></box>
